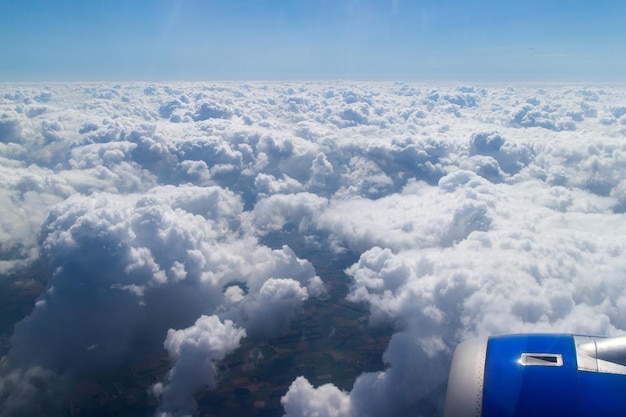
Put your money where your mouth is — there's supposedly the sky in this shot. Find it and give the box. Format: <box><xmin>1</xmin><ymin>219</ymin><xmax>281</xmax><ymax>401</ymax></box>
<box><xmin>1</xmin><ymin>0</ymin><xmax>626</xmax><ymax>81</ymax></box>
<box><xmin>1</xmin><ymin>80</ymin><xmax>626</xmax><ymax>416</ymax></box>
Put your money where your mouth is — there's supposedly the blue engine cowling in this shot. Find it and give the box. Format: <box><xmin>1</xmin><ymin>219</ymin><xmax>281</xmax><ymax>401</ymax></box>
<box><xmin>444</xmin><ymin>334</ymin><xmax>626</xmax><ymax>417</ymax></box>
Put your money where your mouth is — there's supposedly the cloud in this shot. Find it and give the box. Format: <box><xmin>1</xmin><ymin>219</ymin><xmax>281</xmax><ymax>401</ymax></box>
<box><xmin>281</xmin><ymin>174</ymin><xmax>626</xmax><ymax>416</ymax></box>
<box><xmin>282</xmin><ymin>376</ymin><xmax>351</xmax><ymax>417</ymax></box>
<box><xmin>0</xmin><ymin>183</ymin><xmax>318</xmax><ymax>416</ymax></box>
<box><xmin>153</xmin><ymin>315</ymin><xmax>246</xmax><ymax>417</ymax></box>
<box><xmin>468</xmin><ymin>131</ymin><xmax>533</xmax><ymax>175</ymax></box>
<box><xmin>0</xmin><ymin>366</ymin><xmax>71</xmax><ymax>417</ymax></box>
<box><xmin>236</xmin><ymin>277</ymin><xmax>309</xmax><ymax>337</ymax></box>
<box><xmin>1</xmin><ymin>82</ymin><xmax>626</xmax><ymax>417</ymax></box>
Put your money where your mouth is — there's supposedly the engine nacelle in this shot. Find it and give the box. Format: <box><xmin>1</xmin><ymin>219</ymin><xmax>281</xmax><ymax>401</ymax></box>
<box><xmin>444</xmin><ymin>334</ymin><xmax>626</xmax><ymax>417</ymax></box>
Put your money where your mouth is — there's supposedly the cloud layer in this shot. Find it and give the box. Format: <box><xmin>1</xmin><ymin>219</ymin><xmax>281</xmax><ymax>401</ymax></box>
<box><xmin>0</xmin><ymin>82</ymin><xmax>625</xmax><ymax>416</ymax></box>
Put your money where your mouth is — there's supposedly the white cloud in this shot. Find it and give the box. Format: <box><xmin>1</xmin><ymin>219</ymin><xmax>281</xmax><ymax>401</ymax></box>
<box><xmin>255</xmin><ymin>172</ymin><xmax>304</xmax><ymax>196</ymax></box>
<box><xmin>282</xmin><ymin>376</ymin><xmax>351</xmax><ymax>417</ymax></box>
<box><xmin>0</xmin><ymin>183</ymin><xmax>317</xmax><ymax>415</ymax></box>
<box><xmin>253</xmin><ymin>192</ymin><xmax>329</xmax><ymax>234</ymax></box>
<box><xmin>153</xmin><ymin>315</ymin><xmax>246</xmax><ymax>417</ymax></box>
<box><xmin>1</xmin><ymin>82</ymin><xmax>626</xmax><ymax>416</ymax></box>
<box><xmin>237</xmin><ymin>277</ymin><xmax>309</xmax><ymax>338</ymax></box>
<box><xmin>283</xmin><ymin>175</ymin><xmax>625</xmax><ymax>415</ymax></box>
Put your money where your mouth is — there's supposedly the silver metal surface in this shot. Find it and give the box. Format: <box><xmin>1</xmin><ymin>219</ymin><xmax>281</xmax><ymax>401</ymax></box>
<box><xmin>444</xmin><ymin>337</ymin><xmax>488</xmax><ymax>417</ymax></box>
<box><xmin>575</xmin><ymin>335</ymin><xmax>626</xmax><ymax>375</ymax></box>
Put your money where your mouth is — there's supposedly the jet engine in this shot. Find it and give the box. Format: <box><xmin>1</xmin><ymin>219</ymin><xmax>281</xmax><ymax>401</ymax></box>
<box><xmin>444</xmin><ymin>334</ymin><xmax>626</xmax><ymax>417</ymax></box>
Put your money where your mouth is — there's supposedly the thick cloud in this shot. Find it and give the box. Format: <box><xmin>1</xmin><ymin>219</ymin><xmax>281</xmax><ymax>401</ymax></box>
<box><xmin>281</xmin><ymin>171</ymin><xmax>626</xmax><ymax>416</ymax></box>
<box><xmin>153</xmin><ymin>315</ymin><xmax>246</xmax><ymax>417</ymax></box>
<box><xmin>282</xmin><ymin>376</ymin><xmax>351</xmax><ymax>417</ymax></box>
<box><xmin>0</xmin><ymin>184</ymin><xmax>318</xmax><ymax>416</ymax></box>
<box><xmin>1</xmin><ymin>82</ymin><xmax>625</xmax><ymax>416</ymax></box>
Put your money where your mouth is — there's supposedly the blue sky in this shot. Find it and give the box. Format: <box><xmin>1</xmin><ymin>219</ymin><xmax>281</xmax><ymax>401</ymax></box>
<box><xmin>1</xmin><ymin>0</ymin><xmax>625</xmax><ymax>81</ymax></box>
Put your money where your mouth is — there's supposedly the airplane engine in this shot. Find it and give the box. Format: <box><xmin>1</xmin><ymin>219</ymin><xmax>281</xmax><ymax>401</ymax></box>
<box><xmin>444</xmin><ymin>334</ymin><xmax>626</xmax><ymax>417</ymax></box>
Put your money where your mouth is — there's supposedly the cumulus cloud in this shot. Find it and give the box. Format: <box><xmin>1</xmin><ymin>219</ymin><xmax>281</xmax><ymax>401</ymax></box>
<box><xmin>236</xmin><ymin>278</ymin><xmax>309</xmax><ymax>337</ymax></box>
<box><xmin>153</xmin><ymin>315</ymin><xmax>246</xmax><ymax>417</ymax></box>
<box><xmin>282</xmin><ymin>376</ymin><xmax>351</xmax><ymax>417</ymax></box>
<box><xmin>1</xmin><ymin>82</ymin><xmax>626</xmax><ymax>416</ymax></box>
<box><xmin>281</xmin><ymin>171</ymin><xmax>626</xmax><ymax>416</ymax></box>
<box><xmin>0</xmin><ymin>183</ymin><xmax>318</xmax><ymax>415</ymax></box>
